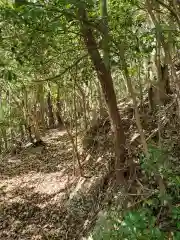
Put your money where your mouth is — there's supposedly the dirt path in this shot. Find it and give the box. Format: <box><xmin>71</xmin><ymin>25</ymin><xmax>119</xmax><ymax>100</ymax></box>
<box><xmin>0</xmin><ymin>129</ymin><xmax>111</xmax><ymax>240</ymax></box>
<box><xmin>0</xmin><ymin>101</ymin><xmax>160</xmax><ymax>240</ymax></box>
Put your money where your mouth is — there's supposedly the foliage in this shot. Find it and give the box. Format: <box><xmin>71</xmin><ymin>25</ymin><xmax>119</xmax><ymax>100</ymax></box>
<box><xmin>0</xmin><ymin>0</ymin><xmax>180</xmax><ymax>238</ymax></box>
<box><xmin>91</xmin><ymin>145</ymin><xmax>180</xmax><ymax>239</ymax></box>
<box><xmin>92</xmin><ymin>208</ymin><xmax>166</xmax><ymax>240</ymax></box>
<box><xmin>92</xmin><ymin>205</ymin><xmax>180</xmax><ymax>240</ymax></box>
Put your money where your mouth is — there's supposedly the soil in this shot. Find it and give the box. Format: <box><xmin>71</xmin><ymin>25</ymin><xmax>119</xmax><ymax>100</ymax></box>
<box><xmin>0</xmin><ymin>98</ymin><xmax>179</xmax><ymax>240</ymax></box>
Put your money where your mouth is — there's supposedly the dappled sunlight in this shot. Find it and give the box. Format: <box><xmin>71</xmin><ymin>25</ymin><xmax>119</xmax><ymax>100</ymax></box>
<box><xmin>1</xmin><ymin>0</ymin><xmax>180</xmax><ymax>238</ymax></box>
<box><xmin>0</xmin><ymin>170</ymin><xmax>74</xmax><ymax>197</ymax></box>
<box><xmin>0</xmin><ymin>133</ymin><xmax>75</xmax><ymax>178</ymax></box>
<box><xmin>0</xmin><ymin>125</ymin><xmax>111</xmax><ymax>239</ymax></box>
<box><xmin>0</xmin><ymin>112</ymin><xmax>128</xmax><ymax>239</ymax></box>
<box><xmin>34</xmin><ymin>172</ymin><xmax>75</xmax><ymax>195</ymax></box>
<box><xmin>42</xmin><ymin>129</ymin><xmax>67</xmax><ymax>141</ymax></box>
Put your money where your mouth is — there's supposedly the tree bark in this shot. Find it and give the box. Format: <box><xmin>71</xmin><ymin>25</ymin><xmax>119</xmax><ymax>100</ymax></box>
<box><xmin>25</xmin><ymin>124</ymin><xmax>34</xmax><ymax>144</ymax></box>
<box><xmin>100</xmin><ymin>0</ymin><xmax>110</xmax><ymax>71</ymax></box>
<box><xmin>1</xmin><ymin>128</ymin><xmax>8</xmax><ymax>151</ymax></box>
<box><xmin>47</xmin><ymin>90</ymin><xmax>55</xmax><ymax>128</ymax></box>
<box><xmin>37</xmin><ymin>83</ymin><xmax>46</xmax><ymax>131</ymax></box>
<box><xmin>32</xmin><ymin>104</ymin><xmax>42</xmax><ymax>143</ymax></box>
<box><xmin>78</xmin><ymin>8</ymin><xmax>126</xmax><ymax>185</ymax></box>
<box><xmin>146</xmin><ymin>0</ymin><xmax>170</xmax><ymax>105</ymax></box>
<box><xmin>56</xmin><ymin>86</ymin><xmax>63</xmax><ymax>127</ymax></box>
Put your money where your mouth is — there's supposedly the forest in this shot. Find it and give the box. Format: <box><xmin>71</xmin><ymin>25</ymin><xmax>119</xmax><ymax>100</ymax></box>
<box><xmin>0</xmin><ymin>0</ymin><xmax>180</xmax><ymax>239</ymax></box>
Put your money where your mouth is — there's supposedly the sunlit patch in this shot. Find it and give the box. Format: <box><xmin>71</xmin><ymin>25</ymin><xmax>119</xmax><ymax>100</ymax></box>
<box><xmin>0</xmin><ymin>126</ymin><xmax>112</xmax><ymax>239</ymax></box>
<box><xmin>0</xmin><ymin>170</ymin><xmax>75</xmax><ymax>196</ymax></box>
<box><xmin>34</xmin><ymin>172</ymin><xmax>75</xmax><ymax>195</ymax></box>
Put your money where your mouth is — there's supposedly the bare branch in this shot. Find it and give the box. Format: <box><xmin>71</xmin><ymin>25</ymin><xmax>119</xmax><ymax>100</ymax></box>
<box><xmin>33</xmin><ymin>53</ymin><xmax>88</xmax><ymax>83</ymax></box>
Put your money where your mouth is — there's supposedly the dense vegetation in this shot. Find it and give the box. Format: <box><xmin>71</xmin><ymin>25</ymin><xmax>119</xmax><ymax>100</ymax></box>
<box><xmin>0</xmin><ymin>0</ymin><xmax>180</xmax><ymax>239</ymax></box>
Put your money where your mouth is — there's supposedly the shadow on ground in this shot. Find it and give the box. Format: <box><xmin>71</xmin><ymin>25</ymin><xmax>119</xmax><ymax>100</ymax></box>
<box><xmin>0</xmin><ymin>129</ymin><xmax>111</xmax><ymax>240</ymax></box>
<box><xmin>0</xmin><ymin>130</ymin><xmax>75</xmax><ymax>178</ymax></box>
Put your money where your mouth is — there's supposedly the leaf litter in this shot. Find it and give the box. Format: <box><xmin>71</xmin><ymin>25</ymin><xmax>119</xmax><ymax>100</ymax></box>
<box><xmin>0</xmin><ymin>98</ymin><xmax>180</xmax><ymax>239</ymax></box>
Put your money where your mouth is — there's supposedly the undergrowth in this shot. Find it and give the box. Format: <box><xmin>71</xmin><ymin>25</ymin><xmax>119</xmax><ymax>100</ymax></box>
<box><xmin>90</xmin><ymin>144</ymin><xmax>180</xmax><ymax>240</ymax></box>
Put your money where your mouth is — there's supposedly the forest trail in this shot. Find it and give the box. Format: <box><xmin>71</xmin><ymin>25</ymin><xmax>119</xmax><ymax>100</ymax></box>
<box><xmin>1</xmin><ymin>99</ymin><xmax>180</xmax><ymax>240</ymax></box>
<box><xmin>1</xmin><ymin>1</ymin><xmax>180</xmax><ymax>238</ymax></box>
<box><xmin>0</xmin><ymin>128</ymin><xmax>113</xmax><ymax>240</ymax></box>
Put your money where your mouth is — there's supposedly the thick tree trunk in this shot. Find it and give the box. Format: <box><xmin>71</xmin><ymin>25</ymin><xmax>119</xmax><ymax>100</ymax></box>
<box><xmin>78</xmin><ymin>8</ymin><xmax>126</xmax><ymax>185</ymax></box>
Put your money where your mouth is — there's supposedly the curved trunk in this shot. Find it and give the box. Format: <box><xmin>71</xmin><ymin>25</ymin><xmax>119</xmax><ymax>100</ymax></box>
<box><xmin>78</xmin><ymin>8</ymin><xmax>126</xmax><ymax>185</ymax></box>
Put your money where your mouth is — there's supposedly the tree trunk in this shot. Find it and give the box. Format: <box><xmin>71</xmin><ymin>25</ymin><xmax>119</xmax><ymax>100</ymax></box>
<box><xmin>56</xmin><ymin>86</ymin><xmax>63</xmax><ymax>127</ymax></box>
<box><xmin>0</xmin><ymin>136</ymin><xmax>2</xmax><ymax>154</ymax></box>
<box><xmin>100</xmin><ymin>0</ymin><xmax>110</xmax><ymax>71</ymax></box>
<box><xmin>1</xmin><ymin>128</ymin><xmax>8</xmax><ymax>151</ymax></box>
<box><xmin>26</xmin><ymin>124</ymin><xmax>34</xmax><ymax>144</ymax></box>
<box><xmin>146</xmin><ymin>0</ymin><xmax>170</xmax><ymax>105</ymax></box>
<box><xmin>76</xmin><ymin>83</ymin><xmax>88</xmax><ymax>130</ymax></box>
<box><xmin>120</xmin><ymin>50</ymin><xmax>148</xmax><ymax>155</ymax></box>
<box><xmin>47</xmin><ymin>90</ymin><xmax>55</xmax><ymax>128</ymax></box>
<box><xmin>78</xmin><ymin>8</ymin><xmax>126</xmax><ymax>185</ymax></box>
<box><xmin>32</xmin><ymin>104</ymin><xmax>42</xmax><ymax>143</ymax></box>
<box><xmin>11</xmin><ymin>129</ymin><xmax>16</xmax><ymax>143</ymax></box>
<box><xmin>37</xmin><ymin>83</ymin><xmax>46</xmax><ymax>131</ymax></box>
<box><xmin>161</xmin><ymin>64</ymin><xmax>171</xmax><ymax>94</ymax></box>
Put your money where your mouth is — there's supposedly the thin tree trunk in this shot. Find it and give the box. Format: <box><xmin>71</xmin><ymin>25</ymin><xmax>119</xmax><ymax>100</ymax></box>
<box><xmin>97</xmin><ymin>82</ymin><xmax>106</xmax><ymax>116</ymax></box>
<box><xmin>138</xmin><ymin>61</ymin><xmax>143</xmax><ymax>112</ymax></box>
<box><xmin>19</xmin><ymin>124</ymin><xmax>26</xmax><ymax>142</ymax></box>
<box><xmin>11</xmin><ymin>129</ymin><xmax>16</xmax><ymax>143</ymax></box>
<box><xmin>37</xmin><ymin>83</ymin><xmax>46</xmax><ymax>131</ymax></box>
<box><xmin>99</xmin><ymin>0</ymin><xmax>110</xmax><ymax>116</ymax></box>
<box><xmin>120</xmin><ymin>50</ymin><xmax>148</xmax><ymax>155</ymax></box>
<box><xmin>47</xmin><ymin>90</ymin><xmax>55</xmax><ymax>129</ymax></box>
<box><xmin>78</xmin><ymin>8</ymin><xmax>126</xmax><ymax>185</ymax></box>
<box><xmin>0</xmin><ymin>136</ymin><xmax>2</xmax><ymax>154</ymax></box>
<box><xmin>56</xmin><ymin>86</ymin><xmax>63</xmax><ymax>127</ymax></box>
<box><xmin>32</xmin><ymin>104</ymin><xmax>42</xmax><ymax>143</ymax></box>
<box><xmin>100</xmin><ymin>0</ymin><xmax>110</xmax><ymax>70</ymax></box>
<box><xmin>146</xmin><ymin>0</ymin><xmax>169</xmax><ymax>104</ymax></box>
<box><xmin>76</xmin><ymin>83</ymin><xmax>88</xmax><ymax>130</ymax></box>
<box><xmin>1</xmin><ymin>128</ymin><xmax>8</xmax><ymax>151</ymax></box>
<box><xmin>26</xmin><ymin>124</ymin><xmax>34</xmax><ymax>143</ymax></box>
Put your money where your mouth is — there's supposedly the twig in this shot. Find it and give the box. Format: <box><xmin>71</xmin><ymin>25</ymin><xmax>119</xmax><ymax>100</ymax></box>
<box><xmin>127</xmin><ymin>191</ymin><xmax>156</xmax><ymax>210</ymax></box>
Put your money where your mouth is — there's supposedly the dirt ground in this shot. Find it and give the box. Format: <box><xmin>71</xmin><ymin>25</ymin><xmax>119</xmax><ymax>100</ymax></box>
<box><xmin>1</xmin><ymin>99</ymin><xmax>178</xmax><ymax>240</ymax></box>
<box><xmin>0</xmin><ymin>129</ymin><xmax>114</xmax><ymax>240</ymax></box>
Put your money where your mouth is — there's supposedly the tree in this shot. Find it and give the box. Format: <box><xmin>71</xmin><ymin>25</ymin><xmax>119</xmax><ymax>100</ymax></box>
<box><xmin>78</xmin><ymin>6</ymin><xmax>126</xmax><ymax>185</ymax></box>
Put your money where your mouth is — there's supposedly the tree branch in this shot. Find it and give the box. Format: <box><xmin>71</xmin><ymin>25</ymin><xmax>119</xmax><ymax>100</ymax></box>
<box><xmin>33</xmin><ymin>53</ymin><xmax>88</xmax><ymax>83</ymax></box>
<box><xmin>156</xmin><ymin>0</ymin><xmax>180</xmax><ymax>26</ymax></box>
